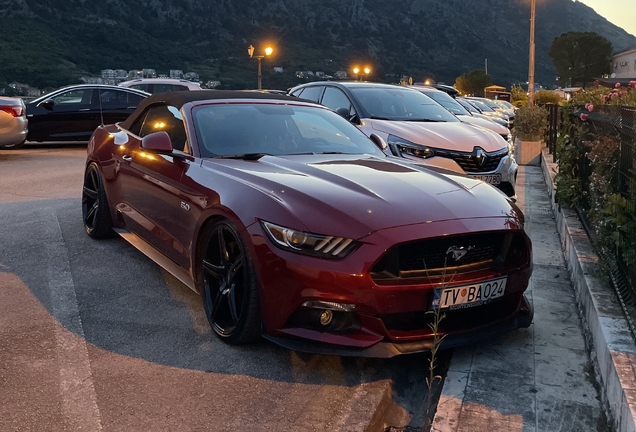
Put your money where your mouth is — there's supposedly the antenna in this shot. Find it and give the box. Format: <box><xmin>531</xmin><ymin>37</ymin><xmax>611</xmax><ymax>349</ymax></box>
<box><xmin>98</xmin><ymin>88</ymin><xmax>104</xmax><ymax>127</ymax></box>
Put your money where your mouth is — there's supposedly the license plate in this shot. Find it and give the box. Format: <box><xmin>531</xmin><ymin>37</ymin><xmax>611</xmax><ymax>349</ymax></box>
<box><xmin>431</xmin><ymin>277</ymin><xmax>507</xmax><ymax>310</ymax></box>
<box><xmin>469</xmin><ymin>174</ymin><xmax>501</xmax><ymax>185</ymax></box>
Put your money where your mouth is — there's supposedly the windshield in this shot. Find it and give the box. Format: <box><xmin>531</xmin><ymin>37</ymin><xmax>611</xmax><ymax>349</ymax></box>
<box><xmin>351</xmin><ymin>87</ymin><xmax>459</xmax><ymax>122</ymax></box>
<box><xmin>467</xmin><ymin>99</ymin><xmax>495</xmax><ymax>112</ymax></box>
<box><xmin>192</xmin><ymin>103</ymin><xmax>385</xmax><ymax>158</ymax></box>
<box><xmin>457</xmin><ymin>99</ymin><xmax>479</xmax><ymax>113</ymax></box>
<box><xmin>496</xmin><ymin>100</ymin><xmax>514</xmax><ymax>109</ymax></box>
<box><xmin>421</xmin><ymin>91</ymin><xmax>471</xmax><ymax>116</ymax></box>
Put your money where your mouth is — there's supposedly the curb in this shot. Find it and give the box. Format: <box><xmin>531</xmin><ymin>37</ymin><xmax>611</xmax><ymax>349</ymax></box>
<box><xmin>540</xmin><ymin>148</ymin><xmax>636</xmax><ymax>432</ymax></box>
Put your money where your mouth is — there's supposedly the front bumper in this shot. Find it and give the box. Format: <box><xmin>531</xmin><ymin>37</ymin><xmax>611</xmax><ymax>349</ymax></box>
<box><xmin>264</xmin><ymin>294</ymin><xmax>533</xmax><ymax>358</ymax></box>
<box><xmin>246</xmin><ymin>217</ymin><xmax>532</xmax><ymax>357</ymax></box>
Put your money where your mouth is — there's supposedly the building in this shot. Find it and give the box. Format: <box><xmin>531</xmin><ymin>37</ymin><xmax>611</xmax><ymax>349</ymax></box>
<box><xmin>101</xmin><ymin>69</ymin><xmax>115</xmax><ymax>79</ymax></box>
<box><xmin>207</xmin><ymin>80</ymin><xmax>221</xmax><ymax>88</ymax></box>
<box><xmin>184</xmin><ymin>72</ymin><xmax>199</xmax><ymax>81</ymax></box>
<box><xmin>315</xmin><ymin>71</ymin><xmax>325</xmax><ymax>78</ymax></box>
<box><xmin>334</xmin><ymin>70</ymin><xmax>348</xmax><ymax>79</ymax></box>
<box><xmin>128</xmin><ymin>70</ymin><xmax>143</xmax><ymax>79</ymax></box>
<box><xmin>9</xmin><ymin>82</ymin><xmax>41</xmax><ymax>97</ymax></box>
<box><xmin>142</xmin><ymin>68</ymin><xmax>157</xmax><ymax>78</ymax></box>
<box><xmin>273</xmin><ymin>67</ymin><xmax>284</xmax><ymax>73</ymax></box>
<box><xmin>612</xmin><ymin>44</ymin><xmax>636</xmax><ymax>79</ymax></box>
<box><xmin>170</xmin><ymin>70</ymin><xmax>184</xmax><ymax>79</ymax></box>
<box><xmin>81</xmin><ymin>77</ymin><xmax>103</xmax><ymax>85</ymax></box>
<box><xmin>115</xmin><ymin>69</ymin><xmax>128</xmax><ymax>79</ymax></box>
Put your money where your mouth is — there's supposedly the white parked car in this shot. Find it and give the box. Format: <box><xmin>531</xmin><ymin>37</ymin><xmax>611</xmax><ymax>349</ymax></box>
<box><xmin>0</xmin><ymin>97</ymin><xmax>28</xmax><ymax>149</ymax></box>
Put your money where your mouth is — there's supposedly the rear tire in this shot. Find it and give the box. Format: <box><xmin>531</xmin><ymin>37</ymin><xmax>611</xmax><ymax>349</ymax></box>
<box><xmin>82</xmin><ymin>162</ymin><xmax>113</xmax><ymax>238</ymax></box>
<box><xmin>198</xmin><ymin>220</ymin><xmax>261</xmax><ymax>344</ymax></box>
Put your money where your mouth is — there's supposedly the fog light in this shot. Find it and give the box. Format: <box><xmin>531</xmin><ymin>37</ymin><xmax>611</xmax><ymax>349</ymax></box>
<box><xmin>320</xmin><ymin>310</ymin><xmax>333</xmax><ymax>326</ymax></box>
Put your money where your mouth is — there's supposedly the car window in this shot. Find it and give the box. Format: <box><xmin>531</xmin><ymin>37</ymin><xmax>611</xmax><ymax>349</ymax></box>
<box><xmin>289</xmin><ymin>88</ymin><xmax>303</xmax><ymax>98</ymax></box>
<box><xmin>126</xmin><ymin>92</ymin><xmax>144</xmax><ymax>107</ymax></box>
<box><xmin>192</xmin><ymin>104</ymin><xmax>383</xmax><ymax>158</ymax></box>
<box><xmin>98</xmin><ymin>89</ymin><xmax>129</xmax><ymax>106</ymax></box>
<box><xmin>321</xmin><ymin>87</ymin><xmax>356</xmax><ymax>117</ymax></box>
<box><xmin>154</xmin><ymin>84</ymin><xmax>188</xmax><ymax>93</ymax></box>
<box><xmin>351</xmin><ymin>87</ymin><xmax>459</xmax><ymax>122</ymax></box>
<box><xmin>127</xmin><ymin>111</ymin><xmax>147</xmax><ymax>136</ymax></box>
<box><xmin>130</xmin><ymin>84</ymin><xmax>149</xmax><ymax>92</ymax></box>
<box><xmin>52</xmin><ymin>89</ymin><xmax>93</xmax><ymax>106</ymax></box>
<box><xmin>297</xmin><ymin>86</ymin><xmax>323</xmax><ymax>103</ymax></box>
<box><xmin>422</xmin><ymin>91</ymin><xmax>470</xmax><ymax>116</ymax></box>
<box><xmin>138</xmin><ymin>105</ymin><xmax>187</xmax><ymax>151</ymax></box>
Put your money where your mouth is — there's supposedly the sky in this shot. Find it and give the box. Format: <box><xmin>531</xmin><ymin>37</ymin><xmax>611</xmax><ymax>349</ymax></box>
<box><xmin>575</xmin><ymin>0</ymin><xmax>636</xmax><ymax>37</ymax></box>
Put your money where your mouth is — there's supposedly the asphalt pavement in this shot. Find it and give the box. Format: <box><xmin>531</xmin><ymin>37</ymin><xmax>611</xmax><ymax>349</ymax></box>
<box><xmin>0</xmin><ymin>146</ymin><xmax>436</xmax><ymax>431</ymax></box>
<box><xmin>1</xmin><ymin>146</ymin><xmax>610</xmax><ymax>432</ymax></box>
<box><xmin>432</xmin><ymin>166</ymin><xmax>609</xmax><ymax>432</ymax></box>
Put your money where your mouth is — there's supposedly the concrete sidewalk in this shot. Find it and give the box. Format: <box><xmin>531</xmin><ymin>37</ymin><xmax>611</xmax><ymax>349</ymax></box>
<box><xmin>432</xmin><ymin>166</ymin><xmax>608</xmax><ymax>432</ymax></box>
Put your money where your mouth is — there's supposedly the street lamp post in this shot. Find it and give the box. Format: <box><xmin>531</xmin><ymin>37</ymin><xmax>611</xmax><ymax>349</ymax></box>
<box><xmin>248</xmin><ymin>45</ymin><xmax>273</xmax><ymax>90</ymax></box>
<box><xmin>528</xmin><ymin>0</ymin><xmax>536</xmax><ymax>107</ymax></box>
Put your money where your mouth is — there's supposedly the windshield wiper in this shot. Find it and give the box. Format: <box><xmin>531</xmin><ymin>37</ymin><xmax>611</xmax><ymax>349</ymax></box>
<box><xmin>214</xmin><ymin>153</ymin><xmax>270</xmax><ymax>160</ymax></box>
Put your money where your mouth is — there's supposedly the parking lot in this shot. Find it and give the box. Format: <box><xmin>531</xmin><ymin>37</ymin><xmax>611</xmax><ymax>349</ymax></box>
<box><xmin>0</xmin><ymin>145</ymin><xmax>443</xmax><ymax>431</ymax></box>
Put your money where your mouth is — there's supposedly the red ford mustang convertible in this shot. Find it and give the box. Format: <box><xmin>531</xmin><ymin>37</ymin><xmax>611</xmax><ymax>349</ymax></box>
<box><xmin>82</xmin><ymin>91</ymin><xmax>533</xmax><ymax>357</ymax></box>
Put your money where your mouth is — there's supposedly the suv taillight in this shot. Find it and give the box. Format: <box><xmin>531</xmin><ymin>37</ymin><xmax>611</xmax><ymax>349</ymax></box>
<box><xmin>0</xmin><ymin>106</ymin><xmax>24</xmax><ymax>117</ymax></box>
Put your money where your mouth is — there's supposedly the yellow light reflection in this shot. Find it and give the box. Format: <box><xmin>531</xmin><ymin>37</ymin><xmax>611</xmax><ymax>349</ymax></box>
<box><xmin>153</xmin><ymin>122</ymin><xmax>166</xmax><ymax>129</ymax></box>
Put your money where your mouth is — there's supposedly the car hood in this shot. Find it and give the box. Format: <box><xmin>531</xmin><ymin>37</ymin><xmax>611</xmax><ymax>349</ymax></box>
<box><xmin>456</xmin><ymin>115</ymin><xmax>509</xmax><ymax>135</ymax></box>
<box><xmin>365</xmin><ymin>119</ymin><xmax>506</xmax><ymax>152</ymax></box>
<box><xmin>203</xmin><ymin>154</ymin><xmax>517</xmax><ymax>239</ymax></box>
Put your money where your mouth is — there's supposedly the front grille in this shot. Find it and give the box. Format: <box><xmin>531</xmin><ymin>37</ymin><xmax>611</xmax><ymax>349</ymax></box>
<box><xmin>400</xmin><ymin>233</ymin><xmax>503</xmax><ymax>271</ymax></box>
<box><xmin>452</xmin><ymin>151</ymin><xmax>506</xmax><ymax>173</ymax></box>
<box><xmin>371</xmin><ymin>231</ymin><xmax>529</xmax><ymax>280</ymax></box>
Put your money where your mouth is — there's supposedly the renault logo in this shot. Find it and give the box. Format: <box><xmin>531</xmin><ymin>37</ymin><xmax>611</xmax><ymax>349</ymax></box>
<box><xmin>446</xmin><ymin>245</ymin><xmax>475</xmax><ymax>262</ymax></box>
<box><xmin>473</xmin><ymin>147</ymin><xmax>487</xmax><ymax>168</ymax></box>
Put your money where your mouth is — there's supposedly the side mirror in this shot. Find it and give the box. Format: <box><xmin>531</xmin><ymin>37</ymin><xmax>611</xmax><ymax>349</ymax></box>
<box><xmin>369</xmin><ymin>133</ymin><xmax>388</xmax><ymax>151</ymax></box>
<box><xmin>335</xmin><ymin>107</ymin><xmax>350</xmax><ymax>120</ymax></box>
<box><xmin>141</xmin><ymin>131</ymin><xmax>173</xmax><ymax>153</ymax></box>
<box><xmin>38</xmin><ymin>99</ymin><xmax>55</xmax><ymax>110</ymax></box>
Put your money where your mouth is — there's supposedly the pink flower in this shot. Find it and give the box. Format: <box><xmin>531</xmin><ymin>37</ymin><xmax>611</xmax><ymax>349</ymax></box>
<box><xmin>588</xmin><ymin>104</ymin><xmax>594</xmax><ymax>112</ymax></box>
<box><xmin>585</xmin><ymin>103</ymin><xmax>590</xmax><ymax>110</ymax></box>
<box><xmin>630</xmin><ymin>81</ymin><xmax>636</xmax><ymax>88</ymax></box>
<box><xmin>616</xmin><ymin>83</ymin><xmax>621</xmax><ymax>88</ymax></box>
<box><xmin>580</xmin><ymin>113</ymin><xmax>588</xmax><ymax>121</ymax></box>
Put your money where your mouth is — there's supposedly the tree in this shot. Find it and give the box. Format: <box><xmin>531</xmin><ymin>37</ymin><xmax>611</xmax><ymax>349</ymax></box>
<box><xmin>454</xmin><ymin>70</ymin><xmax>492</xmax><ymax>97</ymax></box>
<box><xmin>549</xmin><ymin>31</ymin><xmax>612</xmax><ymax>89</ymax></box>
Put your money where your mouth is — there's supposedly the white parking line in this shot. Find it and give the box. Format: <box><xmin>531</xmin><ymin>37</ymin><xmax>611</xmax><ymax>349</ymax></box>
<box><xmin>47</xmin><ymin>209</ymin><xmax>102</xmax><ymax>431</ymax></box>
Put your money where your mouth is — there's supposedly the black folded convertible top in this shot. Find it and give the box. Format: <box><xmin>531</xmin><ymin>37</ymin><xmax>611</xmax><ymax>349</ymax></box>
<box><xmin>119</xmin><ymin>90</ymin><xmax>301</xmax><ymax>130</ymax></box>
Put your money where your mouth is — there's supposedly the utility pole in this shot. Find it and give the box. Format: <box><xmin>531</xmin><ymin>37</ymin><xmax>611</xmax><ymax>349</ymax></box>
<box><xmin>528</xmin><ymin>0</ymin><xmax>536</xmax><ymax>107</ymax></box>
<box><xmin>485</xmin><ymin>58</ymin><xmax>488</xmax><ymax>75</ymax></box>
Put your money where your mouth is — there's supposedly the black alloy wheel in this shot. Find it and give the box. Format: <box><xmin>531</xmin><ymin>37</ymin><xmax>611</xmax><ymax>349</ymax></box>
<box><xmin>200</xmin><ymin>220</ymin><xmax>261</xmax><ymax>344</ymax></box>
<box><xmin>82</xmin><ymin>162</ymin><xmax>112</xmax><ymax>238</ymax></box>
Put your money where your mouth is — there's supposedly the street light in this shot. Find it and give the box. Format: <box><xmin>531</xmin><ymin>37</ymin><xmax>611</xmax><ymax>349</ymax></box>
<box><xmin>248</xmin><ymin>44</ymin><xmax>273</xmax><ymax>90</ymax></box>
<box><xmin>352</xmin><ymin>66</ymin><xmax>371</xmax><ymax>81</ymax></box>
<box><xmin>528</xmin><ymin>0</ymin><xmax>536</xmax><ymax>107</ymax></box>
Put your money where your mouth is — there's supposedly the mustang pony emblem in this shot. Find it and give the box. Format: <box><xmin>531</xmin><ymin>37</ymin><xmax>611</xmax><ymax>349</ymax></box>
<box><xmin>446</xmin><ymin>245</ymin><xmax>475</xmax><ymax>262</ymax></box>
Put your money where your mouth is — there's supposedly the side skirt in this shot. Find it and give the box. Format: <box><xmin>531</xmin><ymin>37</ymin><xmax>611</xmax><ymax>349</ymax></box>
<box><xmin>113</xmin><ymin>228</ymin><xmax>198</xmax><ymax>294</ymax></box>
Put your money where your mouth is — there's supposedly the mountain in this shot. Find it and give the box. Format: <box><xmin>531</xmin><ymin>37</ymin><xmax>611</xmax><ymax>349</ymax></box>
<box><xmin>1</xmin><ymin>0</ymin><xmax>634</xmax><ymax>90</ymax></box>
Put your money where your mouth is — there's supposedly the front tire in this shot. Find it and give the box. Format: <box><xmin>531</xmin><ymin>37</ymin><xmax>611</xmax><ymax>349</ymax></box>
<box><xmin>199</xmin><ymin>220</ymin><xmax>261</xmax><ymax>344</ymax></box>
<box><xmin>82</xmin><ymin>162</ymin><xmax>113</xmax><ymax>238</ymax></box>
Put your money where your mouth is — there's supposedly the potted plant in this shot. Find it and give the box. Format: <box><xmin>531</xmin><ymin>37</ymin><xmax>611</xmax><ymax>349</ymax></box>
<box><xmin>514</xmin><ymin>105</ymin><xmax>548</xmax><ymax>165</ymax></box>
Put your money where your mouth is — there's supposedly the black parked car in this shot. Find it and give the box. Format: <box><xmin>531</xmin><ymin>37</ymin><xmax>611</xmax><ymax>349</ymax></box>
<box><xmin>26</xmin><ymin>85</ymin><xmax>149</xmax><ymax>142</ymax></box>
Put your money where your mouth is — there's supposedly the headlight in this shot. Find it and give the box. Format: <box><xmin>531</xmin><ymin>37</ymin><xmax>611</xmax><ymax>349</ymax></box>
<box><xmin>261</xmin><ymin>221</ymin><xmax>359</xmax><ymax>259</ymax></box>
<box><xmin>387</xmin><ymin>134</ymin><xmax>436</xmax><ymax>159</ymax></box>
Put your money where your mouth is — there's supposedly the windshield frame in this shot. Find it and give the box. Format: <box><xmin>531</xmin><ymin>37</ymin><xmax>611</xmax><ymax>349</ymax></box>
<box><xmin>350</xmin><ymin>86</ymin><xmax>459</xmax><ymax>123</ymax></box>
<box><xmin>190</xmin><ymin>101</ymin><xmax>386</xmax><ymax>158</ymax></box>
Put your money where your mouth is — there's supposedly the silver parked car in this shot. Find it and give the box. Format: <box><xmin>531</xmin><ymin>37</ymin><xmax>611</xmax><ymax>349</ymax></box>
<box><xmin>0</xmin><ymin>97</ymin><xmax>28</xmax><ymax>149</ymax></box>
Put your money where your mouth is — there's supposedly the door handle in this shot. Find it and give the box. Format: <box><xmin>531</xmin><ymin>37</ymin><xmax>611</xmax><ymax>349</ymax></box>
<box><xmin>122</xmin><ymin>155</ymin><xmax>132</xmax><ymax>162</ymax></box>
<box><xmin>79</xmin><ymin>108</ymin><xmax>90</xmax><ymax>111</ymax></box>
<box><xmin>126</xmin><ymin>106</ymin><xmax>137</xmax><ymax>109</ymax></box>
